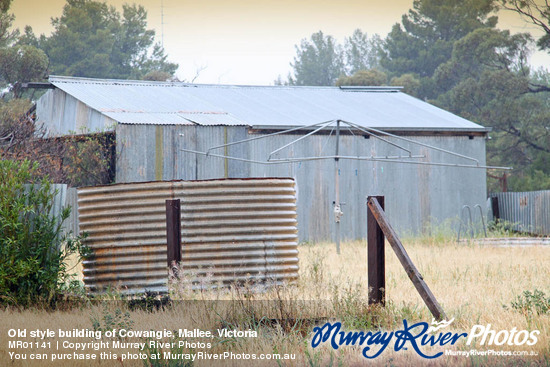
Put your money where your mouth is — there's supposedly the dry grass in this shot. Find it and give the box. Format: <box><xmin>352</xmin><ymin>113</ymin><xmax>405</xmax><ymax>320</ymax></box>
<box><xmin>1</xmin><ymin>239</ymin><xmax>549</xmax><ymax>366</ymax></box>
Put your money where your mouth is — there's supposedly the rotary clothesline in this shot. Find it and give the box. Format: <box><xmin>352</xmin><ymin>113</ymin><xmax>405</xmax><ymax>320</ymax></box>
<box><xmin>180</xmin><ymin>119</ymin><xmax>511</xmax><ymax>254</ymax></box>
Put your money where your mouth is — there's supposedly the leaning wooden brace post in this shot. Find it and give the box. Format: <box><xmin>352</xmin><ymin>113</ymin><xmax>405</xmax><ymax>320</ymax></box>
<box><xmin>367</xmin><ymin>197</ymin><xmax>447</xmax><ymax>321</ymax></box>
<box><xmin>367</xmin><ymin>196</ymin><xmax>385</xmax><ymax>305</ymax></box>
<box><xmin>166</xmin><ymin>199</ymin><xmax>182</xmax><ymax>273</ymax></box>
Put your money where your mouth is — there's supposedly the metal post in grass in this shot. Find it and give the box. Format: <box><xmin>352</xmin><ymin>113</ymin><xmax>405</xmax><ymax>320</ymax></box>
<box><xmin>367</xmin><ymin>195</ymin><xmax>385</xmax><ymax>306</ymax></box>
<box><xmin>166</xmin><ymin>199</ymin><xmax>182</xmax><ymax>268</ymax></box>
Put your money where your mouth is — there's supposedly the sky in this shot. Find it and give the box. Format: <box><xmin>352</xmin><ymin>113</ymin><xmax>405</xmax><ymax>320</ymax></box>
<box><xmin>10</xmin><ymin>0</ymin><xmax>550</xmax><ymax>85</ymax></box>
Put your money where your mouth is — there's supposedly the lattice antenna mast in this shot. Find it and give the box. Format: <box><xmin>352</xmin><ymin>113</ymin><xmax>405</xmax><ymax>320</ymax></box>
<box><xmin>160</xmin><ymin>0</ymin><xmax>165</xmax><ymax>47</ymax></box>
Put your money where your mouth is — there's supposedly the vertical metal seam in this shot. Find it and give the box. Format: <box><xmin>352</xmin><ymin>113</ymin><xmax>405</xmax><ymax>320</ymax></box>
<box><xmin>155</xmin><ymin>125</ymin><xmax>164</xmax><ymax>180</ymax></box>
<box><xmin>224</xmin><ymin>126</ymin><xmax>228</xmax><ymax>178</ymax></box>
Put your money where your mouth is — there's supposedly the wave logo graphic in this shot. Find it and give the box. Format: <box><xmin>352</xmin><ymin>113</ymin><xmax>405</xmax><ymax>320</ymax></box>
<box><xmin>427</xmin><ymin>318</ymin><xmax>455</xmax><ymax>333</ymax></box>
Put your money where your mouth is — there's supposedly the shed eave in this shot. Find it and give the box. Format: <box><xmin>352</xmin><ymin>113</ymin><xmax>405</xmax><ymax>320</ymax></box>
<box><xmin>250</xmin><ymin>124</ymin><xmax>491</xmax><ymax>134</ymax></box>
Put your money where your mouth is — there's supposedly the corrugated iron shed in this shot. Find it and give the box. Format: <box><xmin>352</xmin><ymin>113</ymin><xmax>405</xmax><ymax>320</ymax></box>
<box><xmin>36</xmin><ymin>76</ymin><xmax>490</xmax><ymax>241</ymax></box>
<box><xmin>47</xmin><ymin>75</ymin><xmax>487</xmax><ymax>131</ymax></box>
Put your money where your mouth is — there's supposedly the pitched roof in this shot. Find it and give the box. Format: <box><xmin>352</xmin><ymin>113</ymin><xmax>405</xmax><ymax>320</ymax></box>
<box><xmin>48</xmin><ymin>75</ymin><xmax>486</xmax><ymax>131</ymax></box>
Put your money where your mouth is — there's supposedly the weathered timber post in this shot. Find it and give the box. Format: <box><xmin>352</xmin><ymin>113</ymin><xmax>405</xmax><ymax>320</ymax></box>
<box><xmin>367</xmin><ymin>195</ymin><xmax>385</xmax><ymax>305</ymax></box>
<box><xmin>491</xmin><ymin>197</ymin><xmax>500</xmax><ymax>225</ymax></box>
<box><xmin>367</xmin><ymin>197</ymin><xmax>447</xmax><ymax>321</ymax></box>
<box><xmin>166</xmin><ymin>199</ymin><xmax>182</xmax><ymax>268</ymax></box>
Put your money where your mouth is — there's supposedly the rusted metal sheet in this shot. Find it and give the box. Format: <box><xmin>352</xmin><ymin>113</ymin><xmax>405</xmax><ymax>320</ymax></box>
<box><xmin>491</xmin><ymin>190</ymin><xmax>550</xmax><ymax>236</ymax></box>
<box><xmin>77</xmin><ymin>178</ymin><xmax>298</xmax><ymax>294</ymax></box>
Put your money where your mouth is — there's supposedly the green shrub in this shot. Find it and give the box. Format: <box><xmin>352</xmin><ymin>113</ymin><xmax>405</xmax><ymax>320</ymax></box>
<box><xmin>0</xmin><ymin>159</ymin><xmax>86</xmax><ymax>307</ymax></box>
<box><xmin>90</xmin><ymin>304</ymin><xmax>134</xmax><ymax>337</ymax></box>
<box><xmin>509</xmin><ymin>289</ymin><xmax>550</xmax><ymax>317</ymax></box>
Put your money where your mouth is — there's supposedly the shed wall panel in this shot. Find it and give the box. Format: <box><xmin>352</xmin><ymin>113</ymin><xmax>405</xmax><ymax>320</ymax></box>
<box><xmin>116</xmin><ymin>125</ymin><xmax>486</xmax><ymax>241</ymax></box>
<box><xmin>37</xmin><ymin>89</ymin><xmax>117</xmax><ymax>136</ymax></box>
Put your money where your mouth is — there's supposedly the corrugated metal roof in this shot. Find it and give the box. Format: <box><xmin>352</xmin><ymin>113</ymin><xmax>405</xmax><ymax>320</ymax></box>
<box><xmin>178</xmin><ymin>112</ymin><xmax>248</xmax><ymax>126</ymax></box>
<box><xmin>97</xmin><ymin>111</ymin><xmax>247</xmax><ymax>125</ymax></box>
<box><xmin>102</xmin><ymin>112</ymin><xmax>194</xmax><ymax>125</ymax></box>
<box><xmin>49</xmin><ymin>75</ymin><xmax>486</xmax><ymax>131</ymax></box>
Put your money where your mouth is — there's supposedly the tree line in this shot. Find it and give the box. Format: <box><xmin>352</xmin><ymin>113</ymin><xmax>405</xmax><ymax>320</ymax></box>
<box><xmin>1</xmin><ymin>0</ymin><xmax>177</xmax><ymax>95</ymax></box>
<box><xmin>280</xmin><ymin>0</ymin><xmax>550</xmax><ymax>192</ymax></box>
<box><xmin>1</xmin><ymin>0</ymin><xmax>177</xmax><ymax>186</ymax></box>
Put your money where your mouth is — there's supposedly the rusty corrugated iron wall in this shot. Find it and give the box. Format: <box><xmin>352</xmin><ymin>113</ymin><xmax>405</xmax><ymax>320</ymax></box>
<box><xmin>491</xmin><ymin>190</ymin><xmax>550</xmax><ymax>236</ymax></box>
<box><xmin>77</xmin><ymin>178</ymin><xmax>299</xmax><ymax>294</ymax></box>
